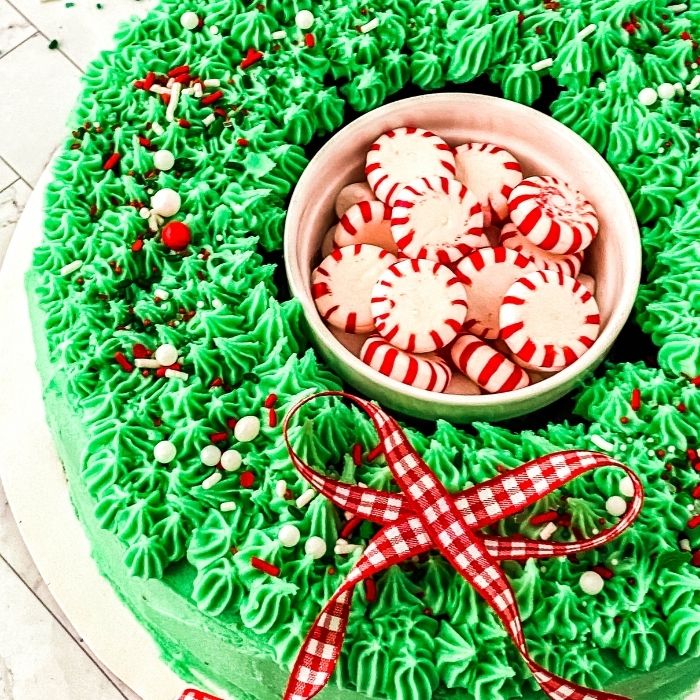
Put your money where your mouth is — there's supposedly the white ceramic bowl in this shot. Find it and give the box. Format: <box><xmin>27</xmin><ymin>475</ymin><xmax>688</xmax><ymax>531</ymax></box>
<box><xmin>284</xmin><ymin>93</ymin><xmax>641</xmax><ymax>422</ymax></box>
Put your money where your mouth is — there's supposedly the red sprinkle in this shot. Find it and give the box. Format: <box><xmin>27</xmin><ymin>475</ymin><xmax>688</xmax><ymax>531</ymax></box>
<box><xmin>133</xmin><ymin>80</ymin><xmax>145</xmax><ymax>89</ymax></box>
<box><xmin>529</xmin><ymin>510</ymin><xmax>559</xmax><ymax>526</ymax></box>
<box><xmin>240</xmin><ymin>48</ymin><xmax>263</xmax><ymax>69</ymax></box>
<box><xmin>264</xmin><ymin>393</ymin><xmax>278</xmax><ymax>408</ymax></box>
<box><xmin>132</xmin><ymin>343</ymin><xmax>149</xmax><ymax>359</ymax></box>
<box><xmin>138</xmin><ymin>136</ymin><xmax>152</xmax><ymax>147</ymax></box>
<box><xmin>168</xmin><ymin>64</ymin><xmax>190</xmax><ymax>77</ymax></box>
<box><xmin>352</xmin><ymin>443</ymin><xmax>363</xmax><ymax>467</ymax></box>
<box><xmin>226</xmin><ymin>417</ymin><xmax>238</xmax><ymax>429</ymax></box>
<box><xmin>689</xmin><ymin>449</ymin><xmax>699</xmax><ymax>462</ymax></box>
<box><xmin>213</xmin><ymin>107</ymin><xmax>228</xmax><ymax>117</ymax></box>
<box><xmin>237</xmin><ymin>138</ymin><xmax>249</xmax><ymax>146</ymax></box>
<box><xmin>340</xmin><ymin>516</ymin><xmax>363</xmax><ymax>540</ymax></box>
<box><xmin>201</xmin><ymin>90</ymin><xmax>224</xmax><ymax>105</ymax></box>
<box><xmin>160</xmin><ymin>93</ymin><xmax>170</xmax><ymax>106</ymax></box>
<box><xmin>304</xmin><ymin>33</ymin><xmax>316</xmax><ymax>48</ymax></box>
<box><xmin>678</xmin><ymin>403</ymin><xmax>687</xmax><ymax>413</ymax></box>
<box><xmin>240</xmin><ymin>471</ymin><xmax>255</xmax><ymax>488</ymax></box>
<box><xmin>620</xmin><ymin>416</ymin><xmax>630</xmax><ymax>424</ymax></box>
<box><xmin>210</xmin><ymin>377</ymin><xmax>224</xmax><ymax>388</ymax></box>
<box><xmin>250</xmin><ymin>557</ymin><xmax>280</xmax><ymax>577</ymax></box>
<box><xmin>692</xmin><ymin>550</ymin><xmax>700</xmax><ymax>567</ymax></box>
<box><xmin>143</xmin><ymin>71</ymin><xmax>155</xmax><ymax>90</ymax></box>
<box><xmin>593</xmin><ymin>565</ymin><xmax>614</xmax><ymax>580</ymax></box>
<box><xmin>630</xmin><ymin>388</ymin><xmax>641</xmax><ymax>411</ymax></box>
<box><xmin>178</xmin><ymin>118</ymin><xmax>191</xmax><ymax>128</ymax></box>
<box><xmin>268</xmin><ymin>408</ymin><xmax>278</xmax><ymax>428</ymax></box>
<box><xmin>364</xmin><ymin>578</ymin><xmax>377</xmax><ymax>603</ymax></box>
<box><xmin>131</xmin><ymin>239</ymin><xmax>144</xmax><ymax>252</ymax></box>
<box><xmin>689</xmin><ymin>515</ymin><xmax>700</xmax><ymax>529</ymax></box>
<box><xmin>210</xmin><ymin>431</ymin><xmax>228</xmax><ymax>443</ymax></box>
<box><xmin>173</xmin><ymin>73</ymin><xmax>192</xmax><ymax>84</ymax></box>
<box><xmin>692</xmin><ymin>376</ymin><xmax>700</xmax><ymax>387</ymax></box>
<box><xmin>681</xmin><ymin>31</ymin><xmax>692</xmax><ymax>40</ymax></box>
<box><xmin>155</xmin><ymin>367</ymin><xmax>167</xmax><ymax>378</ymax></box>
<box><xmin>103</xmin><ymin>152</ymin><xmax>121</xmax><ymax>171</ymax></box>
<box><xmin>367</xmin><ymin>444</ymin><xmax>384</xmax><ymax>461</ymax></box>
<box><xmin>114</xmin><ymin>351</ymin><xmax>133</xmax><ymax>372</ymax></box>
<box><xmin>692</xmin><ymin>484</ymin><xmax>700</xmax><ymax>499</ymax></box>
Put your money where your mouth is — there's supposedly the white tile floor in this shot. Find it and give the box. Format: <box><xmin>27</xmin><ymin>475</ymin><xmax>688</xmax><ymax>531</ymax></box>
<box><xmin>0</xmin><ymin>1</ymin><xmax>155</xmax><ymax>696</ymax></box>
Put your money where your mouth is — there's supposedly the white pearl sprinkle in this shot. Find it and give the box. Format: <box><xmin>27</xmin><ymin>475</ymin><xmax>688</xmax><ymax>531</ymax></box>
<box><xmin>202</xmin><ymin>472</ymin><xmax>222</xmax><ymax>490</ymax></box>
<box><xmin>278</xmin><ymin>524</ymin><xmax>301</xmax><ymax>548</ymax></box>
<box><xmin>210</xmin><ymin>25</ymin><xmax>219</xmax><ymax>35</ymax></box>
<box><xmin>180</xmin><ymin>11</ymin><xmax>199</xmax><ymax>30</ymax></box>
<box><xmin>201</xmin><ymin>445</ymin><xmax>222</xmax><ymax>467</ymax></box>
<box><xmin>155</xmin><ymin>343</ymin><xmax>178</xmax><ymax>367</ymax></box>
<box><xmin>139</xmin><ymin>207</ymin><xmax>150</xmax><ymax>219</ymax></box>
<box><xmin>580</xmin><ymin>570</ymin><xmax>605</xmax><ymax>595</ymax></box>
<box><xmin>610</xmin><ymin>558</ymin><xmax>619</xmax><ymax>566</ymax></box>
<box><xmin>658</xmin><ymin>82</ymin><xmax>676</xmax><ymax>99</ymax></box>
<box><xmin>212</xmin><ymin>298</ymin><xmax>222</xmax><ymax>309</ymax></box>
<box><xmin>153</xmin><ymin>440</ymin><xmax>176</xmax><ymax>464</ymax></box>
<box><xmin>668</xmin><ymin>446</ymin><xmax>677</xmax><ymax>454</ymax></box>
<box><xmin>153</xmin><ymin>149</ymin><xmax>175</xmax><ymax>171</ymax></box>
<box><xmin>196</xmin><ymin>300</ymin><xmax>205</xmax><ymax>308</ymax></box>
<box><xmin>220</xmin><ymin>449</ymin><xmax>242</xmax><ymax>472</ymax></box>
<box><xmin>295</xmin><ymin>9</ymin><xmax>315</xmax><ymax>30</ymax></box>
<box><xmin>606</xmin><ymin>496</ymin><xmax>627</xmax><ymax>517</ymax></box>
<box><xmin>150</xmin><ymin>188</ymin><xmax>181</xmax><ymax>217</ymax></box>
<box><xmin>305</xmin><ymin>536</ymin><xmax>327</xmax><ymax>559</ymax></box>
<box><xmin>619</xmin><ymin>476</ymin><xmax>635</xmax><ymax>498</ymax></box>
<box><xmin>234</xmin><ymin>415</ymin><xmax>261</xmax><ymax>442</ymax></box>
<box><xmin>638</xmin><ymin>87</ymin><xmax>658</xmax><ymax>106</ymax></box>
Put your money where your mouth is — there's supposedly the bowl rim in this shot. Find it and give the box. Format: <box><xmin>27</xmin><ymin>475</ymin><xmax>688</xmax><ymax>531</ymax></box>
<box><xmin>284</xmin><ymin>92</ymin><xmax>641</xmax><ymax>409</ymax></box>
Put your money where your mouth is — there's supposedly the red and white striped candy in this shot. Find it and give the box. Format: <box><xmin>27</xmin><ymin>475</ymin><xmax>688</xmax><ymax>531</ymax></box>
<box><xmin>365</xmin><ymin>127</ymin><xmax>456</xmax><ymax>207</ymax></box>
<box><xmin>500</xmin><ymin>269</ymin><xmax>601</xmax><ymax>371</ymax></box>
<box><xmin>371</xmin><ymin>258</ymin><xmax>468</xmax><ymax>353</ymax></box>
<box><xmin>312</xmin><ymin>244</ymin><xmax>397</xmax><ymax>334</ymax></box>
<box><xmin>390</xmin><ymin>176</ymin><xmax>486</xmax><ymax>263</ymax></box>
<box><xmin>507</xmin><ymin>176</ymin><xmax>599</xmax><ymax>255</ymax></box>
<box><xmin>456</xmin><ymin>246</ymin><xmax>536</xmax><ymax>340</ymax></box>
<box><xmin>500</xmin><ymin>223</ymin><xmax>584</xmax><ymax>278</ymax></box>
<box><xmin>334</xmin><ymin>181</ymin><xmax>376</xmax><ymax>217</ymax></box>
<box><xmin>455</xmin><ymin>142</ymin><xmax>523</xmax><ymax>226</ymax></box>
<box><xmin>335</xmin><ymin>200</ymin><xmax>397</xmax><ymax>253</ymax></box>
<box><xmin>451</xmin><ymin>334</ymin><xmax>530</xmax><ymax>393</ymax></box>
<box><xmin>360</xmin><ymin>336</ymin><xmax>452</xmax><ymax>392</ymax></box>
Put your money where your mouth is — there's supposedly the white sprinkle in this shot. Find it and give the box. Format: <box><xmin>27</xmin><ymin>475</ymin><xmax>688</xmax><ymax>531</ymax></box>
<box><xmin>153</xmin><ymin>440</ymin><xmax>176</xmax><ymax>464</ymax></box>
<box><xmin>180</xmin><ymin>10</ymin><xmax>199</xmax><ymax>30</ymax></box>
<box><xmin>196</xmin><ymin>300</ymin><xmax>205</xmax><ymax>309</ymax></box>
<box><xmin>155</xmin><ymin>343</ymin><xmax>178</xmax><ymax>366</ymax></box>
<box><xmin>531</xmin><ymin>57</ymin><xmax>553</xmax><ymax>72</ymax></box>
<box><xmin>669</xmin><ymin>3</ymin><xmax>688</xmax><ymax>11</ymax></box>
<box><xmin>194</xmin><ymin>82</ymin><xmax>203</xmax><ymax>98</ymax></box>
<box><xmin>202</xmin><ymin>113</ymin><xmax>216</xmax><ymax>127</ymax></box>
<box><xmin>590</xmin><ymin>434</ymin><xmax>614</xmax><ymax>452</ymax></box>
<box><xmin>148</xmin><ymin>213</ymin><xmax>160</xmax><ymax>232</ymax></box>
<box><xmin>610</xmin><ymin>558</ymin><xmax>619</xmax><ymax>566</ymax></box>
<box><xmin>201</xmin><ymin>444</ymin><xmax>222</xmax><ymax>467</ymax></box>
<box><xmin>275</xmin><ymin>479</ymin><xmax>287</xmax><ymax>498</ymax></box>
<box><xmin>181</xmin><ymin>87</ymin><xmax>195</xmax><ymax>96</ymax></box>
<box><xmin>234</xmin><ymin>415</ymin><xmax>260</xmax><ymax>442</ymax></box>
<box><xmin>619</xmin><ymin>476</ymin><xmax>635</xmax><ymax>498</ymax></box>
<box><xmin>212</xmin><ymin>298</ymin><xmax>222</xmax><ymax>309</ymax></box>
<box><xmin>658</xmin><ymin>82</ymin><xmax>676</xmax><ymax>99</ymax></box>
<box><xmin>592</xmin><ymin>528</ymin><xmax>599</xmax><ymax>535</ymax></box>
<box><xmin>335</xmin><ymin>539</ymin><xmax>362</xmax><ymax>555</ymax></box>
<box><xmin>216</xmin><ymin>234</ymin><xmax>224</xmax><ymax>242</ymax></box>
<box><xmin>203</xmin><ymin>78</ymin><xmax>220</xmax><ymax>87</ymax></box>
<box><xmin>539</xmin><ymin>522</ymin><xmax>558</xmax><ymax>541</ymax></box>
<box><xmin>598</xmin><ymin>81</ymin><xmax>607</xmax><ymax>91</ymax></box>
<box><xmin>165</xmin><ymin>81</ymin><xmax>182</xmax><ymax>122</ymax></box>
<box><xmin>638</xmin><ymin>86</ymin><xmax>658</xmax><ymax>106</ymax></box>
<box><xmin>344</xmin><ymin>511</ymin><xmax>353</xmax><ymax>520</ymax></box>
<box><xmin>579</xmin><ymin>570</ymin><xmax>605</xmax><ymax>595</ymax></box>
<box><xmin>134</xmin><ymin>358</ymin><xmax>161</xmax><ymax>369</ymax></box>
<box><xmin>154</xmin><ymin>288</ymin><xmax>170</xmax><ymax>300</ymax></box>
<box><xmin>149</xmin><ymin>84</ymin><xmax>171</xmax><ymax>95</ymax></box>
<box><xmin>296</xmin><ymin>488</ymin><xmax>317</xmax><ymax>509</ymax></box>
<box><xmin>680</xmin><ymin>538</ymin><xmax>692</xmax><ymax>552</ymax></box>
<box><xmin>295</xmin><ymin>9</ymin><xmax>315</xmax><ymax>30</ymax></box>
<box><xmin>210</xmin><ymin>26</ymin><xmax>219</xmax><ymax>35</ymax></box>
<box><xmin>619</xmin><ymin>444</ymin><xmax>627</xmax><ymax>452</ymax></box>
<box><xmin>139</xmin><ymin>207</ymin><xmax>150</xmax><ymax>219</ymax></box>
<box><xmin>60</xmin><ymin>259</ymin><xmax>82</xmax><ymax>276</ymax></box>
<box><xmin>220</xmin><ymin>501</ymin><xmax>237</xmax><ymax>512</ymax></box>
<box><xmin>668</xmin><ymin>445</ymin><xmax>677</xmax><ymax>454</ymax></box>
<box><xmin>360</xmin><ymin>17</ymin><xmax>379</xmax><ymax>33</ymax></box>
<box><xmin>165</xmin><ymin>369</ymin><xmax>189</xmax><ymax>381</ymax></box>
<box><xmin>687</xmin><ymin>75</ymin><xmax>700</xmax><ymax>91</ymax></box>
<box><xmin>674</xmin><ymin>82</ymin><xmax>684</xmax><ymax>95</ymax></box>
<box><xmin>166</xmin><ymin>77</ymin><xmax>175</xmax><ymax>88</ymax></box>
<box><xmin>606</xmin><ymin>496</ymin><xmax>627</xmax><ymax>517</ymax></box>
<box><xmin>305</xmin><ymin>536</ymin><xmax>327</xmax><ymax>559</ymax></box>
<box><xmin>271</xmin><ymin>29</ymin><xmax>287</xmax><ymax>40</ymax></box>
<box><xmin>202</xmin><ymin>472</ymin><xmax>222</xmax><ymax>490</ymax></box>
<box><xmin>577</xmin><ymin>23</ymin><xmax>596</xmax><ymax>40</ymax></box>
<box><xmin>220</xmin><ymin>449</ymin><xmax>242</xmax><ymax>472</ymax></box>
<box><xmin>688</xmin><ymin>503</ymin><xmax>695</xmax><ymax>512</ymax></box>
<box><xmin>151</xmin><ymin>122</ymin><xmax>164</xmax><ymax>136</ymax></box>
<box><xmin>278</xmin><ymin>524</ymin><xmax>301</xmax><ymax>548</ymax></box>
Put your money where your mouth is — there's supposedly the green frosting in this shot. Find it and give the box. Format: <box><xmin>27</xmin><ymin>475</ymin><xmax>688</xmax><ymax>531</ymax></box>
<box><xmin>25</xmin><ymin>0</ymin><xmax>700</xmax><ymax>698</ymax></box>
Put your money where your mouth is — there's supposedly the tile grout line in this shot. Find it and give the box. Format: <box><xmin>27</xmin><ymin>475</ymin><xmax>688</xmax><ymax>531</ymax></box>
<box><xmin>0</xmin><ymin>551</ymin><xmax>132</xmax><ymax>700</ymax></box>
<box><xmin>0</xmin><ymin>29</ymin><xmax>40</xmax><ymax>61</ymax></box>
<box><xmin>0</xmin><ymin>177</ymin><xmax>22</xmax><ymax>195</ymax></box>
<box><xmin>4</xmin><ymin>0</ymin><xmax>86</xmax><ymax>74</ymax></box>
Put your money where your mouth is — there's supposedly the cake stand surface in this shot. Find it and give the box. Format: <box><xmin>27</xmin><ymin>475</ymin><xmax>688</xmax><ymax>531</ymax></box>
<box><xmin>0</xmin><ymin>163</ymin><xmax>187</xmax><ymax>700</ymax></box>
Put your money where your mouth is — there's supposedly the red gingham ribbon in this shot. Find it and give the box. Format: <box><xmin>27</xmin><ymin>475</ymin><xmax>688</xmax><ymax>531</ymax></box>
<box><xmin>282</xmin><ymin>392</ymin><xmax>644</xmax><ymax>700</ymax></box>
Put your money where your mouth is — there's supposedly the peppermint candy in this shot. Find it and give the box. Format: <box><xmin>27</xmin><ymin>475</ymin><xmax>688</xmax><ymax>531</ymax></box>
<box><xmin>456</xmin><ymin>246</ymin><xmax>536</xmax><ymax>340</ymax></box>
<box><xmin>365</xmin><ymin>127</ymin><xmax>456</xmax><ymax>206</ymax></box>
<box><xmin>312</xmin><ymin>244</ymin><xmax>397</xmax><ymax>334</ymax></box>
<box><xmin>360</xmin><ymin>336</ymin><xmax>452</xmax><ymax>392</ymax></box>
<box><xmin>500</xmin><ymin>222</ymin><xmax>584</xmax><ymax>278</ymax></box>
<box><xmin>455</xmin><ymin>142</ymin><xmax>523</xmax><ymax>225</ymax></box>
<box><xmin>390</xmin><ymin>176</ymin><xmax>486</xmax><ymax>263</ymax></box>
<box><xmin>335</xmin><ymin>200</ymin><xmax>396</xmax><ymax>253</ymax></box>
<box><xmin>500</xmin><ymin>269</ymin><xmax>601</xmax><ymax>371</ymax></box>
<box><xmin>451</xmin><ymin>334</ymin><xmax>530</xmax><ymax>393</ymax></box>
<box><xmin>507</xmin><ymin>175</ymin><xmax>599</xmax><ymax>255</ymax></box>
<box><xmin>371</xmin><ymin>258</ymin><xmax>468</xmax><ymax>352</ymax></box>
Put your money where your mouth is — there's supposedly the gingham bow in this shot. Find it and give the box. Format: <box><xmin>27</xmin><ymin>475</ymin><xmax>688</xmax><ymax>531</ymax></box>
<box><xmin>283</xmin><ymin>392</ymin><xmax>644</xmax><ymax>700</ymax></box>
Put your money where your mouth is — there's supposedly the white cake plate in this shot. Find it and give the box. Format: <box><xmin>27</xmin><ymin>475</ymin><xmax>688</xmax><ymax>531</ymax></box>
<box><xmin>0</xmin><ymin>164</ymin><xmax>189</xmax><ymax>700</ymax></box>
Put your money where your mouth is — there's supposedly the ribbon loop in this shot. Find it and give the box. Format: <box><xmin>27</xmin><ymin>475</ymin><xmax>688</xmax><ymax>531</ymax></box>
<box><xmin>283</xmin><ymin>393</ymin><xmax>643</xmax><ymax>700</ymax></box>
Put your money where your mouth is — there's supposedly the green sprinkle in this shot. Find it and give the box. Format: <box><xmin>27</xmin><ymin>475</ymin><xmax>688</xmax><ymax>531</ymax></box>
<box><xmin>48</xmin><ymin>39</ymin><xmax>59</xmax><ymax>50</ymax></box>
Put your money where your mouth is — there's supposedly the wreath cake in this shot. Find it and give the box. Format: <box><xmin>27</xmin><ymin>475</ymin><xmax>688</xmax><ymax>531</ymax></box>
<box><xmin>25</xmin><ymin>0</ymin><xmax>700</xmax><ymax>698</ymax></box>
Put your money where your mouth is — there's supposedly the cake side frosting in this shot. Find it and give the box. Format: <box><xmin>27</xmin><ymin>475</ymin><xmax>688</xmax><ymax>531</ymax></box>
<box><xmin>26</xmin><ymin>0</ymin><xmax>700</xmax><ymax>698</ymax></box>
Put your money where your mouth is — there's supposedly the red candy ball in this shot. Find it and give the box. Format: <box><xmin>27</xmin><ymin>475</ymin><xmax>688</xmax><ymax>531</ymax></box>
<box><xmin>161</xmin><ymin>221</ymin><xmax>191</xmax><ymax>250</ymax></box>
